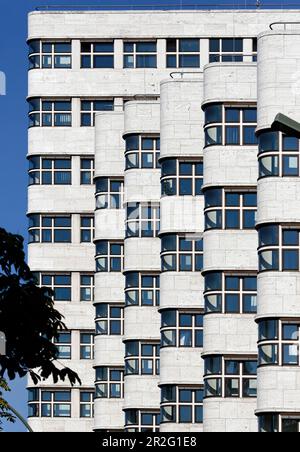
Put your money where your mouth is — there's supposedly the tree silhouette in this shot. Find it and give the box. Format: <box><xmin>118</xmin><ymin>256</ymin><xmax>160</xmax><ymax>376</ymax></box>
<box><xmin>0</xmin><ymin>227</ymin><xmax>81</xmax><ymax>386</ymax></box>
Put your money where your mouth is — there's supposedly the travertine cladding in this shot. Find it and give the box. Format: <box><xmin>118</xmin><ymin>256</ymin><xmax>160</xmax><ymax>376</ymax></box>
<box><xmin>124</xmin><ymin>307</ymin><xmax>160</xmax><ymax>341</ymax></box>
<box><xmin>160</xmin><ymin>423</ymin><xmax>203</xmax><ymax>433</ymax></box>
<box><xmin>203</xmin><ymin>147</ymin><xmax>257</xmax><ymax>187</ymax></box>
<box><xmin>28</xmin><ymin>186</ymin><xmax>95</xmax><ymax>213</ymax></box>
<box><xmin>28</xmin><ymin>244</ymin><xmax>95</xmax><ymax>272</ymax></box>
<box><xmin>95</xmin><ymin>112</ymin><xmax>125</xmax><ymax>177</ymax></box>
<box><xmin>204</xmin><ymin>315</ymin><xmax>257</xmax><ymax>354</ymax></box>
<box><xmin>28</xmin><ymin>10</ymin><xmax>298</xmax><ymax>40</ymax></box>
<box><xmin>204</xmin><ymin>399</ymin><xmax>257</xmax><ymax>433</ymax></box>
<box><xmin>160</xmin><ymin>197</ymin><xmax>204</xmax><ymax>235</ymax></box>
<box><xmin>94</xmin><ymin>400</ymin><xmax>124</xmax><ymax>431</ymax></box>
<box><xmin>160</xmin><ymin>78</ymin><xmax>203</xmax><ymax>159</ymax></box>
<box><xmin>257</xmin><ymin>178</ymin><xmax>300</xmax><ymax>224</ymax></box>
<box><xmin>257</xmin><ymin>367</ymin><xmax>300</xmax><ymax>412</ymax></box>
<box><xmin>124</xmin><ymin>376</ymin><xmax>160</xmax><ymax>409</ymax></box>
<box><xmin>94</xmin><ymin>210</ymin><xmax>125</xmax><ymax>241</ymax></box>
<box><xmin>124</xmin><ymin>170</ymin><xmax>161</xmax><ymax>204</ymax></box>
<box><xmin>28</xmin><ymin>418</ymin><xmax>94</xmax><ymax>433</ymax></box>
<box><xmin>94</xmin><ymin>336</ymin><xmax>125</xmax><ymax>366</ymax></box>
<box><xmin>28</xmin><ymin>128</ymin><xmax>95</xmax><ymax>155</ymax></box>
<box><xmin>160</xmin><ymin>273</ymin><xmax>204</xmax><ymax>310</ymax></box>
<box><xmin>257</xmin><ymin>31</ymin><xmax>300</xmax><ymax>131</ymax></box>
<box><xmin>203</xmin><ymin>231</ymin><xmax>258</xmax><ymax>272</ymax></box>
<box><xmin>124</xmin><ymin>238</ymin><xmax>161</xmax><ymax>272</ymax></box>
<box><xmin>94</xmin><ymin>274</ymin><xmax>125</xmax><ymax>305</ymax></box>
<box><xmin>51</xmin><ymin>304</ymin><xmax>94</xmax><ymax>330</ymax></box>
<box><xmin>257</xmin><ymin>273</ymin><xmax>300</xmax><ymax>317</ymax></box>
<box><xmin>159</xmin><ymin>348</ymin><xmax>204</xmax><ymax>385</ymax></box>
<box><xmin>202</xmin><ymin>63</ymin><xmax>257</xmax><ymax>106</ymax></box>
<box><xmin>123</xmin><ymin>101</ymin><xmax>160</xmax><ymax>136</ymax></box>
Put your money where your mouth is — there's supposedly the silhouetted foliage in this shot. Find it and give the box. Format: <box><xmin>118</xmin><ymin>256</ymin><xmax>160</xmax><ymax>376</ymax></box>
<box><xmin>0</xmin><ymin>228</ymin><xmax>81</xmax><ymax>385</ymax></box>
<box><xmin>0</xmin><ymin>378</ymin><xmax>14</xmax><ymax>430</ymax></box>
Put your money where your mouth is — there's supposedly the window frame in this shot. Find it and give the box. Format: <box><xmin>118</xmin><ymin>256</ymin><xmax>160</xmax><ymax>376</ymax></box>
<box><xmin>124</xmin><ymin>341</ymin><xmax>160</xmax><ymax>376</ymax></box>
<box><xmin>125</xmin><ymin>134</ymin><xmax>160</xmax><ymax>170</ymax></box>
<box><xmin>166</xmin><ymin>38</ymin><xmax>201</xmax><ymax>68</ymax></box>
<box><xmin>123</xmin><ymin>41</ymin><xmax>157</xmax><ymax>69</ymax></box>
<box><xmin>161</xmin><ymin>158</ymin><xmax>203</xmax><ymax>197</ymax></box>
<box><xmin>80</xmin><ymin>41</ymin><xmax>114</xmax><ymax>69</ymax></box>
<box><xmin>28</xmin><ymin>40</ymin><xmax>72</xmax><ymax>70</ymax></box>
<box><xmin>160</xmin><ymin>309</ymin><xmax>204</xmax><ymax>349</ymax></box>
<box><xmin>95</xmin><ymin>240</ymin><xmax>124</xmax><ymax>273</ymax></box>
<box><xmin>125</xmin><ymin>272</ymin><xmax>160</xmax><ymax>307</ymax></box>
<box><xmin>161</xmin><ymin>234</ymin><xmax>203</xmax><ymax>273</ymax></box>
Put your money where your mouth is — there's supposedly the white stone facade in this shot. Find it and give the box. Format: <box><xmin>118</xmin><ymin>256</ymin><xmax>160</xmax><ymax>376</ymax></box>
<box><xmin>27</xmin><ymin>9</ymin><xmax>300</xmax><ymax>433</ymax></box>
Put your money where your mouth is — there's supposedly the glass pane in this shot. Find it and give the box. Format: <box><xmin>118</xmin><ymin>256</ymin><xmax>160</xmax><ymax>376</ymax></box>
<box><xmin>259</xmin><ymin>155</ymin><xmax>279</xmax><ymax>177</ymax></box>
<box><xmin>205</xmin><ymin>126</ymin><xmax>222</xmax><ymax>146</ymax></box>
<box><xmin>225</xmin><ymin>108</ymin><xmax>240</xmax><ymax>123</ymax></box>
<box><xmin>258</xmin><ymin>131</ymin><xmax>278</xmax><ymax>153</ymax></box>
<box><xmin>205</xmin><ymin>294</ymin><xmax>222</xmax><ymax>313</ymax></box>
<box><xmin>225</xmin><ymin>378</ymin><xmax>239</xmax><ymax>397</ymax></box>
<box><xmin>225</xmin><ymin>126</ymin><xmax>240</xmax><ymax>145</ymax></box>
<box><xmin>243</xmin><ymin>126</ymin><xmax>257</xmax><ymax>145</ymax></box>
<box><xmin>179</xmin><ymin>406</ymin><xmax>192</xmax><ymax>423</ymax></box>
<box><xmin>259</xmin><ymin>225</ymin><xmax>279</xmax><ymax>246</ymax></box>
<box><xmin>259</xmin><ymin>320</ymin><xmax>278</xmax><ymax>341</ymax></box>
<box><xmin>283</xmin><ymin>155</ymin><xmax>298</xmax><ymax>176</ymax></box>
<box><xmin>282</xmin><ymin>344</ymin><xmax>298</xmax><ymax>365</ymax></box>
<box><xmin>161</xmin><ymin>330</ymin><xmax>176</xmax><ymax>347</ymax></box>
<box><xmin>205</xmin><ymin>272</ymin><xmax>222</xmax><ymax>291</ymax></box>
<box><xmin>282</xmin><ymin>249</ymin><xmax>299</xmax><ymax>270</ymax></box>
<box><xmin>282</xmin><ymin>324</ymin><xmax>299</xmax><ymax>340</ymax></box>
<box><xmin>205</xmin><ymin>104</ymin><xmax>222</xmax><ymax>124</ymax></box>
<box><xmin>179</xmin><ymin>54</ymin><xmax>200</xmax><ymax>68</ymax></box>
<box><xmin>259</xmin><ymin>344</ymin><xmax>278</xmax><ymax>365</ymax></box>
<box><xmin>225</xmin><ymin>294</ymin><xmax>240</xmax><ymax>313</ymax></box>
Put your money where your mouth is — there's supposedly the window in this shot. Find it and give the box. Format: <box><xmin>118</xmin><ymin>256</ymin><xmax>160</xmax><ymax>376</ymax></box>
<box><xmin>259</xmin><ymin>414</ymin><xmax>300</xmax><ymax>432</ymax></box>
<box><xmin>161</xmin><ymin>310</ymin><xmax>203</xmax><ymax>348</ymax></box>
<box><xmin>54</xmin><ymin>332</ymin><xmax>71</xmax><ymax>359</ymax></box>
<box><xmin>95</xmin><ymin>178</ymin><xmax>124</xmax><ymax>209</ymax></box>
<box><xmin>161</xmin><ymin>159</ymin><xmax>203</xmax><ymax>196</ymax></box>
<box><xmin>81</xmin><ymin>41</ymin><xmax>114</xmax><ymax>68</ymax></box>
<box><xmin>80</xmin><ymin>216</ymin><xmax>94</xmax><ymax>243</ymax></box>
<box><xmin>204</xmin><ymin>272</ymin><xmax>257</xmax><ymax>314</ymax></box>
<box><xmin>125</xmin><ymin>135</ymin><xmax>160</xmax><ymax>170</ymax></box>
<box><xmin>36</xmin><ymin>273</ymin><xmax>72</xmax><ymax>302</ymax></box>
<box><xmin>125</xmin><ymin>409</ymin><xmax>160</xmax><ymax>432</ymax></box>
<box><xmin>161</xmin><ymin>386</ymin><xmax>203</xmax><ymax>424</ymax></box>
<box><xmin>80</xmin><ymin>100</ymin><xmax>114</xmax><ymax>126</ymax></box>
<box><xmin>28</xmin><ymin>98</ymin><xmax>72</xmax><ymax>127</ymax></box>
<box><xmin>79</xmin><ymin>391</ymin><xmax>94</xmax><ymax>418</ymax></box>
<box><xmin>258</xmin><ymin>225</ymin><xmax>300</xmax><ymax>272</ymax></box>
<box><xmin>95</xmin><ymin>304</ymin><xmax>124</xmax><ymax>336</ymax></box>
<box><xmin>204</xmin><ymin>188</ymin><xmax>257</xmax><ymax>230</ymax></box>
<box><xmin>80</xmin><ymin>332</ymin><xmax>94</xmax><ymax>359</ymax></box>
<box><xmin>28</xmin><ymin>215</ymin><xmax>71</xmax><ymax>243</ymax></box>
<box><xmin>204</xmin><ymin>356</ymin><xmax>257</xmax><ymax>398</ymax></box>
<box><xmin>28</xmin><ymin>156</ymin><xmax>71</xmax><ymax>185</ymax></box>
<box><xmin>166</xmin><ymin>39</ymin><xmax>200</xmax><ymax>68</ymax></box>
<box><xmin>125</xmin><ymin>341</ymin><xmax>160</xmax><ymax>376</ymax></box>
<box><xmin>80</xmin><ymin>158</ymin><xmax>94</xmax><ymax>185</ymax></box>
<box><xmin>258</xmin><ymin>319</ymin><xmax>300</xmax><ymax>367</ymax></box>
<box><xmin>28</xmin><ymin>389</ymin><xmax>71</xmax><ymax>418</ymax></box>
<box><xmin>204</xmin><ymin>104</ymin><xmax>257</xmax><ymax>147</ymax></box>
<box><xmin>95</xmin><ymin>241</ymin><xmax>124</xmax><ymax>272</ymax></box>
<box><xmin>80</xmin><ymin>274</ymin><xmax>94</xmax><ymax>302</ymax></box>
<box><xmin>125</xmin><ymin>272</ymin><xmax>160</xmax><ymax>307</ymax></box>
<box><xmin>161</xmin><ymin>234</ymin><xmax>203</xmax><ymax>272</ymax></box>
<box><xmin>28</xmin><ymin>40</ymin><xmax>72</xmax><ymax>69</ymax></box>
<box><xmin>123</xmin><ymin>41</ymin><xmax>157</xmax><ymax>68</ymax></box>
<box><xmin>252</xmin><ymin>38</ymin><xmax>257</xmax><ymax>62</ymax></box>
<box><xmin>95</xmin><ymin>367</ymin><xmax>124</xmax><ymax>399</ymax></box>
<box><xmin>126</xmin><ymin>203</ymin><xmax>160</xmax><ymax>238</ymax></box>
<box><xmin>209</xmin><ymin>38</ymin><xmax>243</xmax><ymax>62</ymax></box>
<box><xmin>258</xmin><ymin>130</ymin><xmax>300</xmax><ymax>178</ymax></box>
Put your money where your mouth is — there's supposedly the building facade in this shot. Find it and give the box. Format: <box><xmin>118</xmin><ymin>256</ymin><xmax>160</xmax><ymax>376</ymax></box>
<box><xmin>26</xmin><ymin>8</ymin><xmax>300</xmax><ymax>433</ymax></box>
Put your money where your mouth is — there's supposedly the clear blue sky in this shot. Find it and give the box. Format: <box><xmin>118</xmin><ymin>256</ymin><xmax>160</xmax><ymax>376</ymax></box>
<box><xmin>0</xmin><ymin>0</ymin><xmax>296</xmax><ymax>433</ymax></box>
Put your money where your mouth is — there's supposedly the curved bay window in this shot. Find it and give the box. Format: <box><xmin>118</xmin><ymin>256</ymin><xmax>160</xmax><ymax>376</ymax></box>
<box><xmin>259</xmin><ymin>413</ymin><xmax>300</xmax><ymax>432</ymax></box>
<box><xmin>258</xmin><ymin>130</ymin><xmax>300</xmax><ymax>178</ymax></box>
<box><xmin>28</xmin><ymin>156</ymin><xmax>71</xmax><ymax>185</ymax></box>
<box><xmin>160</xmin><ymin>386</ymin><xmax>203</xmax><ymax>424</ymax></box>
<box><xmin>204</xmin><ymin>272</ymin><xmax>257</xmax><ymax>314</ymax></box>
<box><xmin>28</xmin><ymin>214</ymin><xmax>71</xmax><ymax>243</ymax></box>
<box><xmin>95</xmin><ymin>367</ymin><xmax>124</xmax><ymax>399</ymax></box>
<box><xmin>204</xmin><ymin>188</ymin><xmax>257</xmax><ymax>230</ymax></box>
<box><xmin>126</xmin><ymin>202</ymin><xmax>160</xmax><ymax>238</ymax></box>
<box><xmin>258</xmin><ymin>319</ymin><xmax>300</xmax><ymax>367</ymax></box>
<box><xmin>28</xmin><ymin>40</ymin><xmax>72</xmax><ymax>69</ymax></box>
<box><xmin>124</xmin><ymin>341</ymin><xmax>160</xmax><ymax>376</ymax></box>
<box><xmin>125</xmin><ymin>272</ymin><xmax>160</xmax><ymax>307</ymax></box>
<box><xmin>258</xmin><ymin>225</ymin><xmax>300</xmax><ymax>272</ymax></box>
<box><xmin>203</xmin><ymin>103</ymin><xmax>257</xmax><ymax>147</ymax></box>
<box><xmin>28</xmin><ymin>98</ymin><xmax>72</xmax><ymax>128</ymax></box>
<box><xmin>95</xmin><ymin>177</ymin><xmax>124</xmax><ymax>210</ymax></box>
<box><xmin>161</xmin><ymin>234</ymin><xmax>203</xmax><ymax>272</ymax></box>
<box><xmin>95</xmin><ymin>303</ymin><xmax>124</xmax><ymax>336</ymax></box>
<box><xmin>124</xmin><ymin>409</ymin><xmax>160</xmax><ymax>432</ymax></box>
<box><xmin>95</xmin><ymin>240</ymin><xmax>124</xmax><ymax>272</ymax></box>
<box><xmin>161</xmin><ymin>158</ymin><xmax>203</xmax><ymax>196</ymax></box>
<box><xmin>161</xmin><ymin>310</ymin><xmax>203</xmax><ymax>348</ymax></box>
<box><xmin>125</xmin><ymin>135</ymin><xmax>160</xmax><ymax>170</ymax></box>
<box><xmin>204</xmin><ymin>355</ymin><xmax>257</xmax><ymax>399</ymax></box>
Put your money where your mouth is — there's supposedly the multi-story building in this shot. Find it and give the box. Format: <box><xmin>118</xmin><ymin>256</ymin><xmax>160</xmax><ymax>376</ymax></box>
<box><xmin>26</xmin><ymin>7</ymin><xmax>300</xmax><ymax>433</ymax></box>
